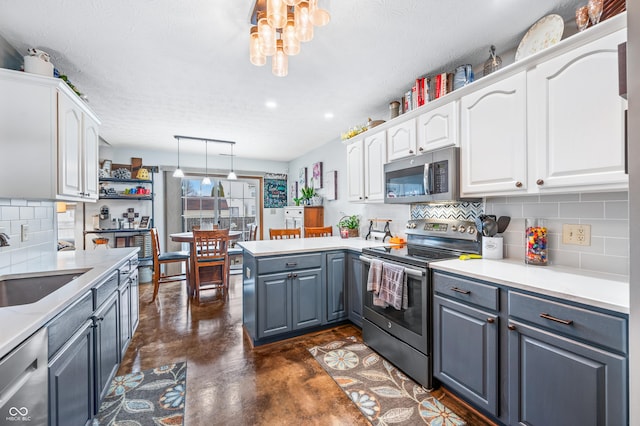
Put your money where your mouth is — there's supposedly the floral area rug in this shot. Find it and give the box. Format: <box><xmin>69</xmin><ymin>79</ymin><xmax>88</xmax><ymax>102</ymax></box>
<box><xmin>309</xmin><ymin>337</ymin><xmax>465</xmax><ymax>426</ymax></box>
<box><xmin>96</xmin><ymin>362</ymin><xmax>186</xmax><ymax>425</ymax></box>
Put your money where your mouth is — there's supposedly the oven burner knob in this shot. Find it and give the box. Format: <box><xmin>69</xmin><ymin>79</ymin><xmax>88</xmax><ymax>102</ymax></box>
<box><xmin>409</xmin><ymin>222</ymin><xmax>417</xmax><ymax>229</ymax></box>
<box><xmin>458</xmin><ymin>225</ymin><xmax>466</xmax><ymax>233</ymax></box>
<box><xmin>387</xmin><ymin>321</ymin><xmax>392</xmax><ymax>329</ymax></box>
<box><xmin>468</xmin><ymin>227</ymin><xmax>476</xmax><ymax>234</ymax></box>
<box><xmin>451</xmin><ymin>225</ymin><xmax>457</xmax><ymax>232</ymax></box>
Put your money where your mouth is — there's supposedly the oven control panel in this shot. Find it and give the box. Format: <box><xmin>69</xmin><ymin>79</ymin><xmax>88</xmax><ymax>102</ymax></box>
<box><xmin>405</xmin><ymin>219</ymin><xmax>478</xmax><ymax>241</ymax></box>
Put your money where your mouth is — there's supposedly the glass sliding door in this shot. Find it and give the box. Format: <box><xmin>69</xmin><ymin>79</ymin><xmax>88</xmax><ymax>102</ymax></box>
<box><xmin>180</xmin><ymin>175</ymin><xmax>260</xmax><ymax>241</ymax></box>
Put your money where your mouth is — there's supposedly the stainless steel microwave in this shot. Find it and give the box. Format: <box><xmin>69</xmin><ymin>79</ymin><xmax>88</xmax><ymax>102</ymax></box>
<box><xmin>384</xmin><ymin>146</ymin><xmax>461</xmax><ymax>203</ymax></box>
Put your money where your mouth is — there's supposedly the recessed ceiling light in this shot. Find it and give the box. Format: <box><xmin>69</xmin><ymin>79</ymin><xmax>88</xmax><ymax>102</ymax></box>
<box><xmin>324</xmin><ymin>112</ymin><xmax>334</xmax><ymax>119</ymax></box>
<box><xmin>265</xmin><ymin>101</ymin><xmax>277</xmax><ymax>109</ymax></box>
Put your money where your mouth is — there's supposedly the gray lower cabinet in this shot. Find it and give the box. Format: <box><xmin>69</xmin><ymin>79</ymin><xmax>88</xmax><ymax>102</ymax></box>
<box><xmin>326</xmin><ymin>251</ymin><xmax>347</xmax><ymax>322</ymax></box>
<box><xmin>47</xmin><ymin>253</ymin><xmax>140</xmax><ymax>426</ymax></box>
<box><xmin>48</xmin><ymin>319</ymin><xmax>94</xmax><ymax>426</ymax></box>
<box><xmin>347</xmin><ymin>252</ymin><xmax>363</xmax><ymax>327</ymax></box>
<box><xmin>257</xmin><ymin>268</ymin><xmax>322</xmax><ymax>338</ymax></box>
<box><xmin>432</xmin><ymin>270</ymin><xmax>628</xmax><ymax>425</ymax></box>
<box><xmin>508</xmin><ymin>292</ymin><xmax>627</xmax><ymax>426</ymax></box>
<box><xmin>433</xmin><ymin>295</ymin><xmax>498</xmax><ymax>416</ymax></box>
<box><xmin>94</xmin><ymin>291</ymin><xmax>120</xmax><ymax>407</ymax></box>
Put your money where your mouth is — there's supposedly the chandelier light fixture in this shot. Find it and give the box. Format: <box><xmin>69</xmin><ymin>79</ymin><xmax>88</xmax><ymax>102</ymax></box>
<box><xmin>249</xmin><ymin>0</ymin><xmax>330</xmax><ymax>77</ymax></box>
<box><xmin>173</xmin><ymin>135</ymin><xmax>237</xmax><ymax>180</ymax></box>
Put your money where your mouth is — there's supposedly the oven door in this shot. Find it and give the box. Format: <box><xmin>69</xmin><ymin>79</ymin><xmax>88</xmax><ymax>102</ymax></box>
<box><xmin>360</xmin><ymin>255</ymin><xmax>429</xmax><ymax>354</ymax></box>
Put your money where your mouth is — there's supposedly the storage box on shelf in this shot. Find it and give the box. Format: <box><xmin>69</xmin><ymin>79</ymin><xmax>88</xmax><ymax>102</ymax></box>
<box><xmin>0</xmin><ymin>68</ymin><xmax>100</xmax><ymax>202</ymax></box>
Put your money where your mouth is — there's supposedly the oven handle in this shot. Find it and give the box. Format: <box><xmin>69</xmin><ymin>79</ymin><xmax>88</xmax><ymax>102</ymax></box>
<box><xmin>359</xmin><ymin>255</ymin><xmax>425</xmax><ymax>278</ymax></box>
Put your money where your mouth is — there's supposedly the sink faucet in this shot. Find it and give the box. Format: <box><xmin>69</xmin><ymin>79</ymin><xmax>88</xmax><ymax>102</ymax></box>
<box><xmin>0</xmin><ymin>233</ymin><xmax>10</xmax><ymax>247</ymax></box>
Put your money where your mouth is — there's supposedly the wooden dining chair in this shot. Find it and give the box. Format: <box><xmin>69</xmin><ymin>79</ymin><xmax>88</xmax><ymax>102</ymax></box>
<box><xmin>247</xmin><ymin>223</ymin><xmax>258</xmax><ymax>241</ymax></box>
<box><xmin>269</xmin><ymin>228</ymin><xmax>301</xmax><ymax>240</ymax></box>
<box><xmin>304</xmin><ymin>226</ymin><xmax>333</xmax><ymax>238</ymax></box>
<box><xmin>150</xmin><ymin>227</ymin><xmax>190</xmax><ymax>302</ymax></box>
<box><xmin>191</xmin><ymin>229</ymin><xmax>230</xmax><ymax>303</ymax></box>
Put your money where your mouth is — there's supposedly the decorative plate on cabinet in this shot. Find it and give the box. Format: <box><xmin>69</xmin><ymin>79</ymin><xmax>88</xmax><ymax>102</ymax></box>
<box><xmin>515</xmin><ymin>14</ymin><xmax>564</xmax><ymax>61</ymax></box>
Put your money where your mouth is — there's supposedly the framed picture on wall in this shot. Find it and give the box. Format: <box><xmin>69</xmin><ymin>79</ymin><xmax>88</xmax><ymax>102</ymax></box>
<box><xmin>325</xmin><ymin>170</ymin><xmax>337</xmax><ymax>200</ymax></box>
<box><xmin>298</xmin><ymin>167</ymin><xmax>307</xmax><ymax>196</ymax></box>
<box><xmin>312</xmin><ymin>162</ymin><xmax>323</xmax><ymax>189</ymax></box>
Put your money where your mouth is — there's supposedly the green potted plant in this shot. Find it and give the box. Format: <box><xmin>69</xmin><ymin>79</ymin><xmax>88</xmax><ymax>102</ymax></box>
<box><xmin>292</xmin><ymin>196</ymin><xmax>303</xmax><ymax>206</ymax></box>
<box><xmin>337</xmin><ymin>215</ymin><xmax>360</xmax><ymax>238</ymax></box>
<box><xmin>300</xmin><ymin>186</ymin><xmax>316</xmax><ymax>205</ymax></box>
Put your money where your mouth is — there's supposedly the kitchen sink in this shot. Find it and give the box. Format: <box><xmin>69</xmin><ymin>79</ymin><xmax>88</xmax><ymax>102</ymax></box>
<box><xmin>0</xmin><ymin>270</ymin><xmax>89</xmax><ymax>307</ymax></box>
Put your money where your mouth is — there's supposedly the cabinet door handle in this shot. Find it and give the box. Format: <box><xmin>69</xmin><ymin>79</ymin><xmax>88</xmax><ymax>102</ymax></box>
<box><xmin>285</xmin><ymin>262</ymin><xmax>298</xmax><ymax>267</ymax></box>
<box><xmin>409</xmin><ymin>150</ymin><xmax>414</xmax><ymax>154</ymax></box>
<box><xmin>450</xmin><ymin>287</ymin><xmax>471</xmax><ymax>295</ymax></box>
<box><xmin>487</xmin><ymin>317</ymin><xmax>495</xmax><ymax>324</ymax></box>
<box><xmin>508</xmin><ymin>324</ymin><xmax>516</xmax><ymax>331</ymax></box>
<box><xmin>515</xmin><ymin>181</ymin><xmax>523</xmax><ymax>188</ymax></box>
<box><xmin>539</xmin><ymin>312</ymin><xmax>573</xmax><ymax>325</ymax></box>
<box><xmin>536</xmin><ymin>179</ymin><xmax>545</xmax><ymax>186</ymax></box>
<box><xmin>418</xmin><ymin>147</ymin><xmax>424</xmax><ymax>152</ymax></box>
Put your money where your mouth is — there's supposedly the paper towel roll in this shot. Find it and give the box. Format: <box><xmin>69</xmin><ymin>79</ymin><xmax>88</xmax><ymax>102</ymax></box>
<box><xmin>369</xmin><ymin>231</ymin><xmax>386</xmax><ymax>241</ymax></box>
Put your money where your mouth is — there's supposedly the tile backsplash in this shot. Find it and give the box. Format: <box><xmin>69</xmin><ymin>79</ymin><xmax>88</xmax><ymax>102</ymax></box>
<box><xmin>0</xmin><ymin>199</ymin><xmax>56</xmax><ymax>269</ymax></box>
<box><xmin>485</xmin><ymin>192</ymin><xmax>629</xmax><ymax>276</ymax></box>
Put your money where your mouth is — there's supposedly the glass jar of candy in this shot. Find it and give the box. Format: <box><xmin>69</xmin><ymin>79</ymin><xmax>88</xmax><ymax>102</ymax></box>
<box><xmin>525</xmin><ymin>218</ymin><xmax>548</xmax><ymax>265</ymax></box>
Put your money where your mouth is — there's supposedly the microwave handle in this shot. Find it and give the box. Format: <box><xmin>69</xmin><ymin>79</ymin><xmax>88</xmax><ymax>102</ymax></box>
<box><xmin>423</xmin><ymin>163</ymin><xmax>432</xmax><ymax>195</ymax></box>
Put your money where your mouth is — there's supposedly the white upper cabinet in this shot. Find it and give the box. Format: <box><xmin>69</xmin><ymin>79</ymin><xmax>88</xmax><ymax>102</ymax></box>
<box><xmin>386</xmin><ymin>119</ymin><xmax>416</xmax><ymax>161</ymax></box>
<box><xmin>346</xmin><ymin>138</ymin><xmax>364</xmax><ymax>202</ymax></box>
<box><xmin>346</xmin><ymin>131</ymin><xmax>386</xmax><ymax>203</ymax></box>
<box><xmin>460</xmin><ymin>72</ymin><xmax>528</xmax><ymax>196</ymax></box>
<box><xmin>417</xmin><ymin>101</ymin><xmax>458</xmax><ymax>153</ymax></box>
<box><xmin>364</xmin><ymin>130</ymin><xmax>387</xmax><ymax>202</ymax></box>
<box><xmin>0</xmin><ymin>69</ymin><xmax>100</xmax><ymax>201</ymax></box>
<box><xmin>528</xmin><ymin>28</ymin><xmax>627</xmax><ymax>192</ymax></box>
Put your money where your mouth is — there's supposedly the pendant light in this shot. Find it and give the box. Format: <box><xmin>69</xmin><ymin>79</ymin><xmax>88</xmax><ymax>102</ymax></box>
<box><xmin>282</xmin><ymin>13</ymin><xmax>300</xmax><ymax>56</ymax></box>
<box><xmin>267</xmin><ymin>0</ymin><xmax>287</xmax><ymax>29</ymax></box>
<box><xmin>249</xmin><ymin>26</ymin><xmax>266</xmax><ymax>66</ymax></box>
<box><xmin>272</xmin><ymin>39</ymin><xmax>288</xmax><ymax>77</ymax></box>
<box><xmin>227</xmin><ymin>143</ymin><xmax>237</xmax><ymax>180</ymax></box>
<box><xmin>257</xmin><ymin>11</ymin><xmax>276</xmax><ymax>56</ymax></box>
<box><xmin>309</xmin><ymin>0</ymin><xmax>330</xmax><ymax>27</ymax></box>
<box><xmin>173</xmin><ymin>137</ymin><xmax>184</xmax><ymax>178</ymax></box>
<box><xmin>202</xmin><ymin>141</ymin><xmax>211</xmax><ymax>185</ymax></box>
<box><xmin>295</xmin><ymin>1</ymin><xmax>314</xmax><ymax>43</ymax></box>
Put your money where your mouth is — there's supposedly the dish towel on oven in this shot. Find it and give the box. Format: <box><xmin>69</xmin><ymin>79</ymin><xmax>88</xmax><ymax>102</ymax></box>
<box><xmin>366</xmin><ymin>258</ymin><xmax>383</xmax><ymax>294</ymax></box>
<box><xmin>368</xmin><ymin>261</ymin><xmax>408</xmax><ymax>310</ymax></box>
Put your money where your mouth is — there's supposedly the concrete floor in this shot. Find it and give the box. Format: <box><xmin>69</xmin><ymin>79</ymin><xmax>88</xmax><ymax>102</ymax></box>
<box><xmin>119</xmin><ymin>276</ymin><xmax>495</xmax><ymax>425</ymax></box>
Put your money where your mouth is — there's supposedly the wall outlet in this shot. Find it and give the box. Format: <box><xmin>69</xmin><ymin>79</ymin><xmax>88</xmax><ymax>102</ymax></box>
<box><xmin>21</xmin><ymin>224</ymin><xmax>29</xmax><ymax>242</ymax></box>
<box><xmin>562</xmin><ymin>224</ymin><xmax>591</xmax><ymax>246</ymax></box>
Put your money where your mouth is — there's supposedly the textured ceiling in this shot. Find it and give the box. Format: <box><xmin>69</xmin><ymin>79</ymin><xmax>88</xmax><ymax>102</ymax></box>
<box><xmin>0</xmin><ymin>0</ymin><xmax>583</xmax><ymax>161</ymax></box>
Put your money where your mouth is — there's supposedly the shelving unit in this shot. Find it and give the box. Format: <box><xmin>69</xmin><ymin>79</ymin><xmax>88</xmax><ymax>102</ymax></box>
<box><xmin>83</xmin><ymin>172</ymin><xmax>155</xmax><ymax>262</ymax></box>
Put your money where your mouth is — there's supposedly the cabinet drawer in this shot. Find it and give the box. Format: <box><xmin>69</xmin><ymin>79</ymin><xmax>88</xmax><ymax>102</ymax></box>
<box><xmin>508</xmin><ymin>292</ymin><xmax>627</xmax><ymax>353</ymax></box>
<box><xmin>258</xmin><ymin>253</ymin><xmax>322</xmax><ymax>275</ymax></box>
<box><xmin>433</xmin><ymin>272</ymin><xmax>499</xmax><ymax>311</ymax></box>
<box><xmin>47</xmin><ymin>291</ymin><xmax>93</xmax><ymax>358</ymax></box>
<box><xmin>284</xmin><ymin>207</ymin><xmax>304</xmax><ymax>217</ymax></box>
<box><xmin>93</xmin><ymin>271</ymin><xmax>119</xmax><ymax>309</ymax></box>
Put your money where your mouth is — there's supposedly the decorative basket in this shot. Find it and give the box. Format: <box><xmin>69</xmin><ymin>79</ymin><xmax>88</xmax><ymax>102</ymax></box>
<box><xmin>339</xmin><ymin>228</ymin><xmax>359</xmax><ymax>239</ymax></box>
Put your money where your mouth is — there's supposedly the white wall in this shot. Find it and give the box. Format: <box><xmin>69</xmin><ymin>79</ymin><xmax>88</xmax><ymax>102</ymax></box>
<box><xmin>287</xmin><ymin>136</ymin><xmax>410</xmax><ymax>238</ymax></box>
<box><xmin>627</xmin><ymin>2</ymin><xmax>639</xmax><ymax>424</ymax></box>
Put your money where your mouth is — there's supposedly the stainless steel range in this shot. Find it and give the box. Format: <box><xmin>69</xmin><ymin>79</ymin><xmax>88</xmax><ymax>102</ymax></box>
<box><xmin>360</xmin><ymin>218</ymin><xmax>481</xmax><ymax>389</ymax></box>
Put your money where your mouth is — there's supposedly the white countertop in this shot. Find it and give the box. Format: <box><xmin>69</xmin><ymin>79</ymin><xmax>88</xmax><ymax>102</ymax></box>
<box><xmin>430</xmin><ymin>258</ymin><xmax>629</xmax><ymax>314</ymax></box>
<box><xmin>237</xmin><ymin>236</ymin><xmax>392</xmax><ymax>256</ymax></box>
<box><xmin>0</xmin><ymin>248</ymin><xmax>138</xmax><ymax>359</ymax></box>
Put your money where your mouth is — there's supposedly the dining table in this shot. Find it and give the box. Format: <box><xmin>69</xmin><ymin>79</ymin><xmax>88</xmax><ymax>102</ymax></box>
<box><xmin>169</xmin><ymin>230</ymin><xmax>243</xmax><ymax>293</ymax></box>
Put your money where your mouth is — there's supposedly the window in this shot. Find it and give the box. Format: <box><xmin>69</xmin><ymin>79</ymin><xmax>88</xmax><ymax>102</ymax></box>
<box><xmin>180</xmin><ymin>175</ymin><xmax>260</xmax><ymax>241</ymax></box>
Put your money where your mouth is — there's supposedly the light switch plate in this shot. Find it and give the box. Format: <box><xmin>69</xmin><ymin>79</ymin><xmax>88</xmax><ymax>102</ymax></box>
<box><xmin>21</xmin><ymin>224</ymin><xmax>29</xmax><ymax>242</ymax></box>
<box><xmin>562</xmin><ymin>224</ymin><xmax>591</xmax><ymax>246</ymax></box>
